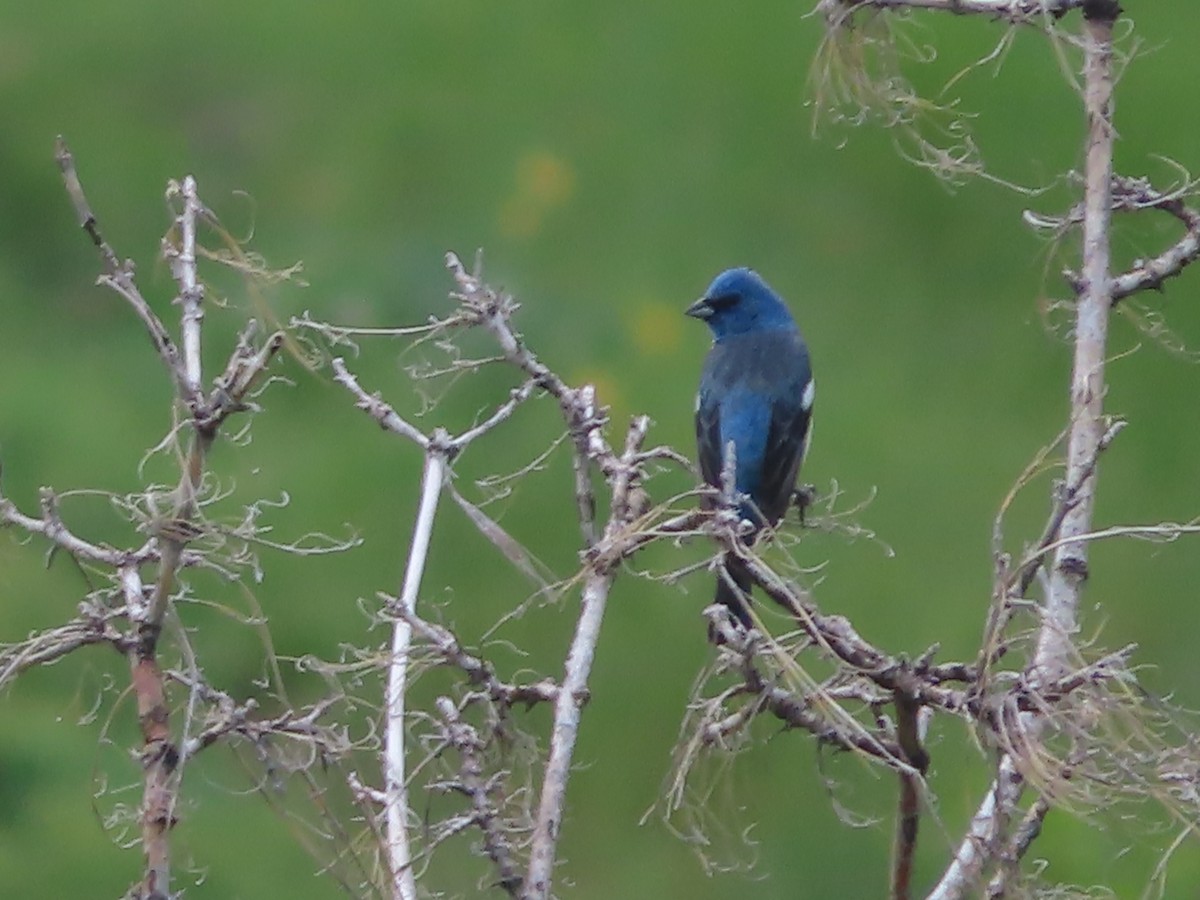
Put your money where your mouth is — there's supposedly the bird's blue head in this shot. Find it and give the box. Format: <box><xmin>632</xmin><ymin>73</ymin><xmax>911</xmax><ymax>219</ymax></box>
<box><xmin>685</xmin><ymin>268</ymin><xmax>797</xmax><ymax>340</ymax></box>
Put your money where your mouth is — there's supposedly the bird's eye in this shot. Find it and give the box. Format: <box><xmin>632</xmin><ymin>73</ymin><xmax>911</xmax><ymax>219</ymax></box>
<box><xmin>707</xmin><ymin>293</ymin><xmax>739</xmax><ymax>311</ymax></box>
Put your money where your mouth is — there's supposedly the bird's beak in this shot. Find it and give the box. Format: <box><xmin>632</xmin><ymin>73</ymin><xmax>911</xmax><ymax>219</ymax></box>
<box><xmin>685</xmin><ymin>297</ymin><xmax>713</xmax><ymax>319</ymax></box>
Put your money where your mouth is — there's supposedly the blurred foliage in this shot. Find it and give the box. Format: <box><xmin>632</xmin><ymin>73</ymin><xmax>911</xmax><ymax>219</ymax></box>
<box><xmin>2</xmin><ymin>1</ymin><xmax>1200</xmax><ymax>897</ymax></box>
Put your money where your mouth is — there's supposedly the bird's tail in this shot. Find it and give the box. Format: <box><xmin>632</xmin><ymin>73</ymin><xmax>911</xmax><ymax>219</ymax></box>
<box><xmin>710</xmin><ymin>553</ymin><xmax>754</xmax><ymax>641</ymax></box>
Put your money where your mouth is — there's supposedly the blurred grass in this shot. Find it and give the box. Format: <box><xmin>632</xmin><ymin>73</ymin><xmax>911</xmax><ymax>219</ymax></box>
<box><xmin>3</xmin><ymin>1</ymin><xmax>1200</xmax><ymax>897</ymax></box>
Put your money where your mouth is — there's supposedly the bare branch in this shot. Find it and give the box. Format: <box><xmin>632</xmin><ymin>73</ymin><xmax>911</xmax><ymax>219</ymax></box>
<box><xmin>1037</xmin><ymin>0</ymin><xmax>1117</xmax><ymax>705</ymax></box>
<box><xmin>1108</xmin><ymin>175</ymin><xmax>1200</xmax><ymax>304</ymax></box>
<box><xmin>125</xmin><ymin>562</ymin><xmax>176</xmax><ymax>900</ymax></box>
<box><xmin>385</xmin><ymin>451</ymin><xmax>446</xmax><ymax>900</ymax></box>
<box><xmin>931</xmin><ymin>4</ymin><xmax>1123</xmax><ymax>895</ymax></box>
<box><xmin>55</xmin><ymin>137</ymin><xmax>193</xmax><ymax>404</ymax></box>
<box><xmin>204</xmin><ymin>325</ymin><xmax>286</xmax><ymax>429</ymax></box>
<box><xmin>331</xmin><ymin>357</ymin><xmax>432</xmax><ymax>450</ymax></box>
<box><xmin>55</xmin><ymin>158</ymin><xmax>221</xmax><ymax>900</ymax></box>
<box><xmin>891</xmin><ymin>695</ymin><xmax>930</xmax><ymax>900</ymax></box>
<box><xmin>449</xmin><ymin>378</ymin><xmax>538</xmax><ymax>450</ymax></box>
<box><xmin>523</xmin><ymin>415</ymin><xmax>652</xmax><ymax>900</ymax></box>
<box><xmin>445</xmin><ymin>252</ymin><xmax>604</xmax><ymax>548</ymax></box>
<box><xmin>435</xmin><ymin>697</ymin><xmax>524</xmax><ymax>896</ymax></box>
<box><xmin>703</xmin><ymin>614</ymin><xmax>909</xmax><ymax>765</ymax></box>
<box><xmin>985</xmin><ymin>795</ymin><xmax>1051</xmax><ymax>898</ymax></box>
<box><xmin>927</xmin><ymin>757</ymin><xmax>1026</xmax><ymax>900</ymax></box>
<box><xmin>717</xmin><ymin>538</ymin><xmax>973</xmax><ymax>713</ymax></box>
<box><xmin>1011</xmin><ymin>417</ymin><xmax>1125</xmax><ymax>599</ymax></box>
<box><xmin>393</xmin><ymin>601</ymin><xmax>561</xmax><ymax>709</ymax></box>
<box><xmin>0</xmin><ymin>486</ymin><xmax>142</xmax><ymax>567</ymax></box>
<box><xmin>165</xmin><ymin>176</ymin><xmax>206</xmax><ymax>395</ymax></box>
<box><xmin>817</xmin><ymin>0</ymin><xmax>1083</xmax><ymax>23</ymax></box>
<box><xmin>168</xmin><ymin>672</ymin><xmax>347</xmax><ymax>762</ymax></box>
<box><xmin>0</xmin><ymin>603</ymin><xmax>123</xmax><ymax>689</ymax></box>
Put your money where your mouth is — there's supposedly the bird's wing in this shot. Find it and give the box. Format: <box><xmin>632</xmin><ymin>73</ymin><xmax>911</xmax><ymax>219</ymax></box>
<box><xmin>756</xmin><ymin>391</ymin><xmax>812</xmax><ymax>525</ymax></box>
<box><xmin>755</xmin><ymin>331</ymin><xmax>814</xmax><ymax>526</ymax></box>
<box><xmin>695</xmin><ymin>382</ymin><xmax>723</xmax><ymax>494</ymax></box>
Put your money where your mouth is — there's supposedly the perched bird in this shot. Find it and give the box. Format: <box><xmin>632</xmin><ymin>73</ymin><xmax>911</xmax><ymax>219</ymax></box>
<box><xmin>686</xmin><ymin>268</ymin><xmax>814</xmax><ymax>632</ymax></box>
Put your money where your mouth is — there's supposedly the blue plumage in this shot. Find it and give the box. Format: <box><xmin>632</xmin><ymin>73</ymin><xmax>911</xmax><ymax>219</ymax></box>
<box><xmin>686</xmin><ymin>268</ymin><xmax>814</xmax><ymax>631</ymax></box>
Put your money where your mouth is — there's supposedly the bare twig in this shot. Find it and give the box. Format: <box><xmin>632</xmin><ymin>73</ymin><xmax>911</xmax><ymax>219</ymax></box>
<box><xmin>55</xmin><ymin>138</ymin><xmax>193</xmax><ymax>404</ymax></box>
<box><xmin>445</xmin><ymin>252</ymin><xmax>604</xmax><ymax>549</ymax></box>
<box><xmin>331</xmin><ymin>358</ymin><xmax>432</xmax><ymax>450</ymax></box>
<box><xmin>927</xmin><ymin>757</ymin><xmax>1026</xmax><ymax>900</ymax></box>
<box><xmin>1053</xmin><ymin>174</ymin><xmax>1200</xmax><ymax>306</ymax></box>
<box><xmin>393</xmin><ymin>603</ymin><xmax>561</xmax><ymax>709</ymax></box>
<box><xmin>329</xmin><ymin>276</ymin><xmax>551</xmax><ymax>898</ymax></box>
<box><xmin>56</xmin><ymin>163</ymin><xmax>214</xmax><ymax>899</ymax></box>
<box><xmin>166</xmin><ymin>176</ymin><xmax>206</xmax><ymax>396</ymax></box>
<box><xmin>701</xmin><ymin>613</ymin><xmax>909</xmax><ymax>764</ymax></box>
<box><xmin>0</xmin><ymin>603</ymin><xmax>124</xmax><ymax>688</ymax></box>
<box><xmin>385</xmin><ymin>450</ymin><xmax>445</xmax><ymax>900</ymax></box>
<box><xmin>435</xmin><ymin>697</ymin><xmax>524</xmax><ymax>896</ymax></box>
<box><xmin>1</xmin><ymin>485</ymin><xmax>144</xmax><ymax>567</ymax></box>
<box><xmin>716</xmin><ymin>538</ymin><xmax>973</xmax><ymax>714</ymax></box>
<box><xmin>50</xmin><ymin>154</ymin><xmax>293</xmax><ymax>899</ymax></box>
<box><xmin>1108</xmin><ymin>176</ymin><xmax>1200</xmax><ymax>304</ymax></box>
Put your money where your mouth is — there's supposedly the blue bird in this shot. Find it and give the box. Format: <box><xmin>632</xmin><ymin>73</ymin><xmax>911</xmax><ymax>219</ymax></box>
<box><xmin>686</xmin><ymin>268</ymin><xmax>814</xmax><ymax>633</ymax></box>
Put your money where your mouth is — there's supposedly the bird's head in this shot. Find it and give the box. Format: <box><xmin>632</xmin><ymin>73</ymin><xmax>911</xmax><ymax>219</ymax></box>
<box><xmin>685</xmin><ymin>268</ymin><xmax>796</xmax><ymax>339</ymax></box>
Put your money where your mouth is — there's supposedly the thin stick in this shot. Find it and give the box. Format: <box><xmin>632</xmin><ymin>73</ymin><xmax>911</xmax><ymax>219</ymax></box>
<box><xmin>385</xmin><ymin>451</ymin><xmax>446</xmax><ymax>900</ymax></box>
<box><xmin>523</xmin><ymin>568</ymin><xmax>611</xmax><ymax>899</ymax></box>
<box><xmin>522</xmin><ymin>417</ymin><xmax>649</xmax><ymax>900</ymax></box>
<box><xmin>173</xmin><ymin>176</ymin><xmax>205</xmax><ymax>395</ymax></box>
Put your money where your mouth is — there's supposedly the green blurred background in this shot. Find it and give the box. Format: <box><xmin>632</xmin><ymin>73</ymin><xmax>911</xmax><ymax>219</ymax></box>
<box><xmin>3</xmin><ymin>2</ymin><xmax>1200</xmax><ymax>897</ymax></box>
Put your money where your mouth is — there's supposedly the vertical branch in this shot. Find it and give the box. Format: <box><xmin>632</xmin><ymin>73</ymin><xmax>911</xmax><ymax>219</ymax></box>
<box><xmin>927</xmin><ymin>757</ymin><xmax>1025</xmax><ymax>900</ymax></box>
<box><xmin>1035</xmin><ymin>0</ymin><xmax>1117</xmax><ymax>683</ymax></box>
<box><xmin>55</xmin><ymin>147</ymin><xmax>222</xmax><ymax>899</ymax></box>
<box><xmin>522</xmin><ymin>415</ymin><xmax>649</xmax><ymax>900</ymax></box>
<box><xmin>121</xmin><ymin>563</ymin><xmax>176</xmax><ymax>900</ymax></box>
<box><xmin>522</xmin><ymin>569</ymin><xmax>611</xmax><ymax>899</ymax></box>
<box><xmin>172</xmin><ymin>176</ymin><xmax>205</xmax><ymax>396</ymax></box>
<box><xmin>892</xmin><ymin>774</ymin><xmax>921</xmax><ymax>900</ymax></box>
<box><xmin>890</xmin><ymin>693</ymin><xmax>929</xmax><ymax>900</ymax></box>
<box><xmin>385</xmin><ymin>447</ymin><xmax>447</xmax><ymax>900</ymax></box>
<box><xmin>149</xmin><ymin>174</ymin><xmax>211</xmax><ymax>636</ymax></box>
<box><xmin>929</xmin><ymin>4</ymin><xmax>1119</xmax><ymax>896</ymax></box>
<box><xmin>130</xmin><ymin>173</ymin><xmax>210</xmax><ymax>900</ymax></box>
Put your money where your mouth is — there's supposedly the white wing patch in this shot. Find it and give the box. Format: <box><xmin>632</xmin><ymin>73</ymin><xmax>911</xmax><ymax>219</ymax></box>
<box><xmin>694</xmin><ymin>391</ymin><xmax>702</xmax><ymax>413</ymax></box>
<box><xmin>801</xmin><ymin>378</ymin><xmax>815</xmax><ymax>412</ymax></box>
